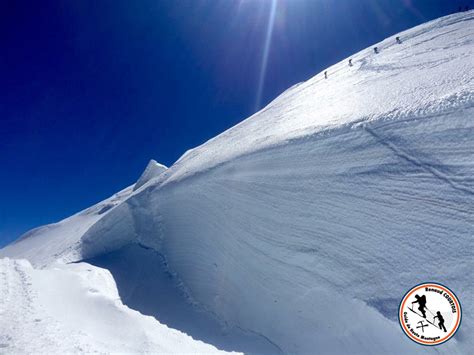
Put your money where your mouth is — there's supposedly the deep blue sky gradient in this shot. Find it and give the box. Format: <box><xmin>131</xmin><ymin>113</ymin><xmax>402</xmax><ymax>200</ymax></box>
<box><xmin>1</xmin><ymin>0</ymin><xmax>472</xmax><ymax>247</ymax></box>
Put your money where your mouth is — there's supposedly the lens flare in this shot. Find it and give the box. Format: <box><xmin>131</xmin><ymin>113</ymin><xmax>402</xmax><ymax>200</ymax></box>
<box><xmin>255</xmin><ymin>0</ymin><xmax>277</xmax><ymax>110</ymax></box>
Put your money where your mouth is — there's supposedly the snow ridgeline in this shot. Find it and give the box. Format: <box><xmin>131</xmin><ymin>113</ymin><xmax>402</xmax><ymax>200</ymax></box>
<box><xmin>1</xmin><ymin>11</ymin><xmax>473</xmax><ymax>354</ymax></box>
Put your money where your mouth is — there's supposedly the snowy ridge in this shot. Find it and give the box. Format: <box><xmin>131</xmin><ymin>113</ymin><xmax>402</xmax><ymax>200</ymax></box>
<box><xmin>1</xmin><ymin>11</ymin><xmax>473</xmax><ymax>354</ymax></box>
<box><xmin>134</xmin><ymin>159</ymin><xmax>167</xmax><ymax>191</ymax></box>
<box><xmin>0</xmin><ymin>185</ymin><xmax>135</xmax><ymax>267</ymax></box>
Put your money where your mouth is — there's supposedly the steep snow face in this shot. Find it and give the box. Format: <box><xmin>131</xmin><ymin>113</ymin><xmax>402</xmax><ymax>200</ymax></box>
<box><xmin>134</xmin><ymin>159</ymin><xmax>167</xmax><ymax>191</ymax></box>
<box><xmin>1</xmin><ymin>11</ymin><xmax>473</xmax><ymax>355</ymax></box>
<box><xmin>150</xmin><ymin>110</ymin><xmax>472</xmax><ymax>354</ymax></box>
<box><xmin>84</xmin><ymin>244</ymin><xmax>282</xmax><ymax>354</ymax></box>
<box><xmin>0</xmin><ymin>258</ymin><xmax>227</xmax><ymax>353</ymax></box>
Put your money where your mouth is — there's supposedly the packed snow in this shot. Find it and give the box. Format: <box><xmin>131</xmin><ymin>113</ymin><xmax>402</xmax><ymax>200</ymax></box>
<box><xmin>1</xmin><ymin>11</ymin><xmax>473</xmax><ymax>354</ymax></box>
<box><xmin>0</xmin><ymin>258</ymin><xmax>227</xmax><ymax>354</ymax></box>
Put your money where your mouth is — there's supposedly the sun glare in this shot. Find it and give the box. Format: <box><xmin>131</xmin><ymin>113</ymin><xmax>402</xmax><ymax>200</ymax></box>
<box><xmin>255</xmin><ymin>0</ymin><xmax>278</xmax><ymax>110</ymax></box>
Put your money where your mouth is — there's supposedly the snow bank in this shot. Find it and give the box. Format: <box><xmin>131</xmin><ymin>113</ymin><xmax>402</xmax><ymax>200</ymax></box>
<box><xmin>85</xmin><ymin>244</ymin><xmax>282</xmax><ymax>354</ymax></box>
<box><xmin>147</xmin><ymin>109</ymin><xmax>472</xmax><ymax>354</ymax></box>
<box><xmin>0</xmin><ymin>258</ymin><xmax>227</xmax><ymax>353</ymax></box>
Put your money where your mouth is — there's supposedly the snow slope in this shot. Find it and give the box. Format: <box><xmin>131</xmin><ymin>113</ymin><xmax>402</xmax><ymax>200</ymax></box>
<box><xmin>0</xmin><ymin>258</ymin><xmax>226</xmax><ymax>353</ymax></box>
<box><xmin>0</xmin><ymin>185</ymin><xmax>135</xmax><ymax>267</ymax></box>
<box><xmin>1</xmin><ymin>11</ymin><xmax>473</xmax><ymax>354</ymax></box>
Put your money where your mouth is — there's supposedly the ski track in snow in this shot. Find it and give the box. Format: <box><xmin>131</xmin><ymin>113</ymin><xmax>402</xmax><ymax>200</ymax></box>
<box><xmin>0</xmin><ymin>258</ymin><xmax>229</xmax><ymax>354</ymax></box>
<box><xmin>1</xmin><ymin>10</ymin><xmax>473</xmax><ymax>355</ymax></box>
<box><xmin>0</xmin><ymin>259</ymin><xmax>81</xmax><ymax>353</ymax></box>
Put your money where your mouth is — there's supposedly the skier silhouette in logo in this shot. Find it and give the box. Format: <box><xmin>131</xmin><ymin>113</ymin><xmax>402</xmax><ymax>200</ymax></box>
<box><xmin>433</xmin><ymin>311</ymin><xmax>447</xmax><ymax>332</ymax></box>
<box><xmin>412</xmin><ymin>294</ymin><xmax>427</xmax><ymax>318</ymax></box>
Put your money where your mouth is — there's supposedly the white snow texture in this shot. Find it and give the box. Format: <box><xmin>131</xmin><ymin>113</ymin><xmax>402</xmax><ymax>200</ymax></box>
<box><xmin>1</xmin><ymin>11</ymin><xmax>473</xmax><ymax>354</ymax></box>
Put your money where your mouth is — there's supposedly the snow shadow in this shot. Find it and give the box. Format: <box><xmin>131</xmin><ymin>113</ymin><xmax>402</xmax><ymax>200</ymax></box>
<box><xmin>85</xmin><ymin>244</ymin><xmax>280</xmax><ymax>354</ymax></box>
<box><xmin>366</xmin><ymin>297</ymin><xmax>400</xmax><ymax>321</ymax></box>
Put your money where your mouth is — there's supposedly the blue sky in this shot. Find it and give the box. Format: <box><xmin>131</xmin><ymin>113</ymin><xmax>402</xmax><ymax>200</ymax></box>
<box><xmin>1</xmin><ymin>0</ymin><xmax>472</xmax><ymax>247</ymax></box>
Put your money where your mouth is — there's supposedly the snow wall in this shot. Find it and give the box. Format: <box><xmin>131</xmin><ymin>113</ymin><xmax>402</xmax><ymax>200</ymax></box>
<box><xmin>79</xmin><ymin>107</ymin><xmax>473</xmax><ymax>354</ymax></box>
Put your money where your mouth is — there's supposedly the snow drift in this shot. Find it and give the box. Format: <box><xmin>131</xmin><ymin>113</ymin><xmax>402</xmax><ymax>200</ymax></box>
<box><xmin>1</xmin><ymin>11</ymin><xmax>473</xmax><ymax>354</ymax></box>
<box><xmin>0</xmin><ymin>258</ymin><xmax>226</xmax><ymax>353</ymax></box>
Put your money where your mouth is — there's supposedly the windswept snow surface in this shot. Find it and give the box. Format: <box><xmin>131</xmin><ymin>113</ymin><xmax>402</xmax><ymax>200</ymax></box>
<box><xmin>1</xmin><ymin>11</ymin><xmax>473</xmax><ymax>354</ymax></box>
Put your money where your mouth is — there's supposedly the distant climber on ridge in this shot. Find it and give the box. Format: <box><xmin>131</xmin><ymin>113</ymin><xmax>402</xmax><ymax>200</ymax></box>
<box><xmin>374</xmin><ymin>47</ymin><xmax>379</xmax><ymax>54</ymax></box>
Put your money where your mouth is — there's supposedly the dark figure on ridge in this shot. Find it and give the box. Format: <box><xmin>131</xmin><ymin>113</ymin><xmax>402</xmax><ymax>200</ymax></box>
<box><xmin>396</xmin><ymin>36</ymin><xmax>402</xmax><ymax>44</ymax></box>
<box><xmin>434</xmin><ymin>311</ymin><xmax>447</xmax><ymax>332</ymax></box>
<box><xmin>412</xmin><ymin>294</ymin><xmax>427</xmax><ymax>318</ymax></box>
<box><xmin>348</xmin><ymin>59</ymin><xmax>353</xmax><ymax>66</ymax></box>
<box><xmin>324</xmin><ymin>71</ymin><xmax>327</xmax><ymax>79</ymax></box>
<box><xmin>374</xmin><ymin>47</ymin><xmax>379</xmax><ymax>54</ymax></box>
